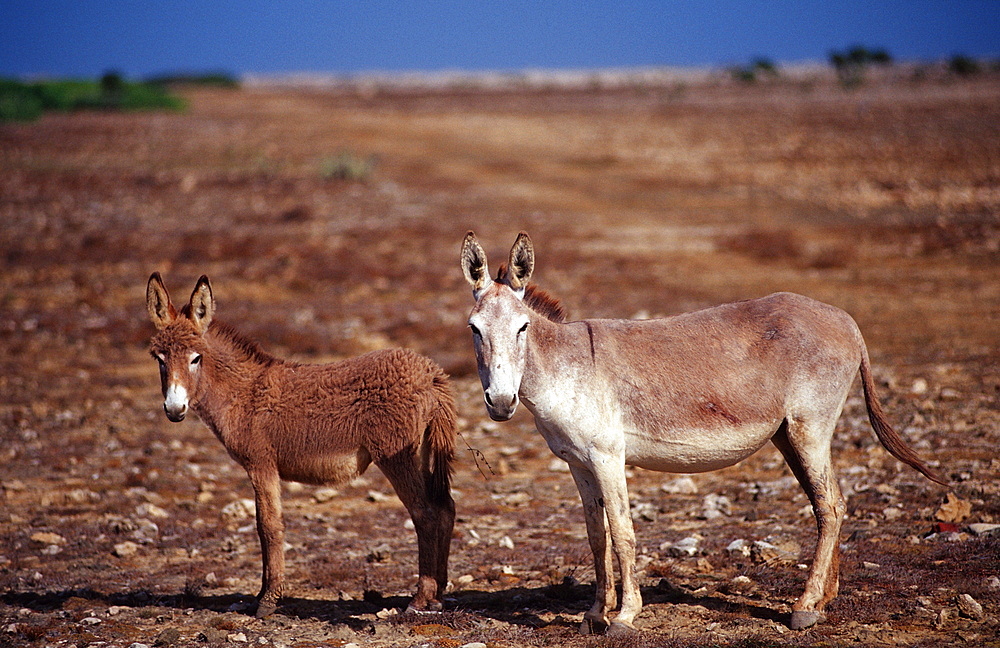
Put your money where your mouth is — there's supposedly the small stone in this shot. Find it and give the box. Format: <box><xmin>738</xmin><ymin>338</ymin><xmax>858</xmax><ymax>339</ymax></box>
<box><xmin>460</xmin><ymin>643</ymin><xmax>488</xmax><ymax>648</ymax></box>
<box><xmin>862</xmin><ymin>561</ymin><xmax>881</xmax><ymax>570</ymax></box>
<box><xmin>911</xmin><ymin>378</ymin><xmax>929</xmax><ymax>394</ymax></box>
<box><xmin>221</xmin><ymin>499</ymin><xmax>256</xmax><ymax>521</ymax></box>
<box><xmin>750</xmin><ymin>540</ymin><xmax>798</xmax><ymax>565</ymax></box>
<box><xmin>455</xmin><ymin>574</ymin><xmax>474</xmax><ymax>586</ymax></box>
<box><xmin>985</xmin><ymin>576</ymin><xmax>1000</xmax><ymax>591</ymax></box>
<box><xmin>80</xmin><ymin>616</ymin><xmax>102</xmax><ymax>625</ymax></box>
<box><xmin>661</xmin><ymin>476</ymin><xmax>698</xmax><ymax>495</ymax></box>
<box><xmin>113</xmin><ymin>541</ymin><xmax>140</xmax><ymax>557</ymax></box>
<box><xmin>700</xmin><ymin>493</ymin><xmax>732</xmax><ymax>519</ymax></box>
<box><xmin>728</xmin><ymin>575</ymin><xmax>757</xmax><ymax>594</ymax></box>
<box><xmin>228</xmin><ymin>632</ymin><xmax>248</xmax><ymax>643</ymax></box>
<box><xmin>30</xmin><ymin>532</ymin><xmax>65</xmax><ymax>546</ymax></box>
<box><xmin>663</xmin><ymin>536</ymin><xmax>699</xmax><ymax>557</ymax></box>
<box><xmin>956</xmin><ymin>593</ymin><xmax>984</xmax><ymax>620</ymax></box>
<box><xmin>154</xmin><ymin>627</ymin><xmax>181</xmax><ymax>645</ymax></box>
<box><xmin>499</xmin><ymin>535</ymin><xmax>515</xmax><ymax>549</ymax></box>
<box><xmin>968</xmin><ymin>523</ymin><xmax>1000</xmax><ymax>537</ymax></box>
<box><xmin>129</xmin><ymin>644</ymin><xmax>151</xmax><ymax>648</ymax></box>
<box><xmin>726</xmin><ymin>539</ymin><xmax>751</xmax><ymax>557</ymax></box>
<box><xmin>367</xmin><ymin>490</ymin><xmax>390</xmax><ymax>502</ymax></box>
<box><xmin>935</xmin><ymin>493</ymin><xmax>972</xmax><ymax>523</ymax></box>
<box><xmin>136</xmin><ymin>503</ymin><xmax>170</xmax><ymax>519</ymax></box>
<box><xmin>375</xmin><ymin>607</ymin><xmax>397</xmax><ymax>619</ymax></box>
<box><xmin>312</xmin><ymin>487</ymin><xmax>339</xmax><ymax>503</ymax></box>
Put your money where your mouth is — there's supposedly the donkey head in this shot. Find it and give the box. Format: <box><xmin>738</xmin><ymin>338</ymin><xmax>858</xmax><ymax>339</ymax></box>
<box><xmin>146</xmin><ymin>273</ymin><xmax>214</xmax><ymax>422</ymax></box>
<box><xmin>461</xmin><ymin>231</ymin><xmax>534</xmax><ymax>421</ymax></box>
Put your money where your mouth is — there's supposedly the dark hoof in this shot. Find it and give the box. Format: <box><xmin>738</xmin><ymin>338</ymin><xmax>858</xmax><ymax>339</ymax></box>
<box><xmin>607</xmin><ymin>621</ymin><xmax>639</xmax><ymax>637</ymax></box>
<box><xmin>789</xmin><ymin>609</ymin><xmax>824</xmax><ymax>630</ymax></box>
<box><xmin>254</xmin><ymin>599</ymin><xmax>278</xmax><ymax>619</ymax></box>
<box><xmin>579</xmin><ymin>617</ymin><xmax>609</xmax><ymax>635</ymax></box>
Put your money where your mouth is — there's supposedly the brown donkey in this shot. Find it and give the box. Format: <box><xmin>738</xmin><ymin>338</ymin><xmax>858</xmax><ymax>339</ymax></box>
<box><xmin>146</xmin><ymin>273</ymin><xmax>457</xmax><ymax>617</ymax></box>
<box><xmin>461</xmin><ymin>231</ymin><xmax>946</xmax><ymax>634</ymax></box>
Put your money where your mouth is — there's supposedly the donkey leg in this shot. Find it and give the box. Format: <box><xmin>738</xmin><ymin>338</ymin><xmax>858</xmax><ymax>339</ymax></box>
<box><xmin>247</xmin><ymin>468</ymin><xmax>285</xmax><ymax>618</ymax></box>
<box><xmin>569</xmin><ymin>465</ymin><xmax>619</xmax><ymax>635</ymax></box>
<box><xmin>587</xmin><ymin>460</ymin><xmax>641</xmax><ymax>635</ymax></box>
<box><xmin>379</xmin><ymin>454</ymin><xmax>444</xmax><ymax>612</ymax></box>
<box><xmin>772</xmin><ymin>420</ymin><xmax>846</xmax><ymax>630</ymax></box>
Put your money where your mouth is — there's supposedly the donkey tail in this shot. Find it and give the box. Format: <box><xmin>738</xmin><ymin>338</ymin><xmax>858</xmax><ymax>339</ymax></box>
<box><xmin>425</xmin><ymin>372</ymin><xmax>458</xmax><ymax>503</ymax></box>
<box><xmin>859</xmin><ymin>343</ymin><xmax>947</xmax><ymax>486</ymax></box>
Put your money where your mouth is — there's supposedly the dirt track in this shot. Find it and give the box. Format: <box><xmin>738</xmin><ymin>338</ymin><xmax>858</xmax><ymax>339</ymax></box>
<box><xmin>1</xmin><ymin>73</ymin><xmax>999</xmax><ymax>647</ymax></box>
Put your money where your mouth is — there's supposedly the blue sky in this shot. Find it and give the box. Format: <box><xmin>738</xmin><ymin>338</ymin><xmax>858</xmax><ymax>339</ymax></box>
<box><xmin>2</xmin><ymin>1</ymin><xmax>998</xmax><ymax>79</ymax></box>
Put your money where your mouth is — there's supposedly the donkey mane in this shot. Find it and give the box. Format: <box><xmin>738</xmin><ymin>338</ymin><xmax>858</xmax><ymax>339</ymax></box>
<box><xmin>496</xmin><ymin>262</ymin><xmax>567</xmax><ymax>323</ymax></box>
<box><xmin>209</xmin><ymin>319</ymin><xmax>278</xmax><ymax>366</ymax></box>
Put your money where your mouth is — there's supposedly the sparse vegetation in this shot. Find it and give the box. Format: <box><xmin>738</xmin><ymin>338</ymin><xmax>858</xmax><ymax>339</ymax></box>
<box><xmin>829</xmin><ymin>45</ymin><xmax>893</xmax><ymax>87</ymax></box>
<box><xmin>730</xmin><ymin>58</ymin><xmax>779</xmax><ymax>84</ymax></box>
<box><xmin>145</xmin><ymin>71</ymin><xmax>241</xmax><ymax>88</ymax></box>
<box><xmin>319</xmin><ymin>150</ymin><xmax>376</xmax><ymax>181</ymax></box>
<box><xmin>948</xmin><ymin>54</ymin><xmax>981</xmax><ymax>76</ymax></box>
<box><xmin>0</xmin><ymin>71</ymin><xmax>185</xmax><ymax>122</ymax></box>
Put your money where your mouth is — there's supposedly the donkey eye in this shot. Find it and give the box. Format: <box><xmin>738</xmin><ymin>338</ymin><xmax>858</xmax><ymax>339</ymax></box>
<box><xmin>469</xmin><ymin>324</ymin><xmax>482</xmax><ymax>338</ymax></box>
<box><xmin>191</xmin><ymin>354</ymin><xmax>202</xmax><ymax>366</ymax></box>
<box><xmin>517</xmin><ymin>322</ymin><xmax>528</xmax><ymax>334</ymax></box>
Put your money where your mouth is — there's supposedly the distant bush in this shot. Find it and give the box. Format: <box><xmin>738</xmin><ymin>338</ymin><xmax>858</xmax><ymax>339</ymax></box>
<box><xmin>0</xmin><ymin>72</ymin><xmax>185</xmax><ymax>122</ymax></box>
<box><xmin>948</xmin><ymin>54</ymin><xmax>981</xmax><ymax>76</ymax></box>
<box><xmin>730</xmin><ymin>57</ymin><xmax>779</xmax><ymax>83</ymax></box>
<box><xmin>319</xmin><ymin>151</ymin><xmax>376</xmax><ymax>182</ymax></box>
<box><xmin>829</xmin><ymin>45</ymin><xmax>893</xmax><ymax>87</ymax></box>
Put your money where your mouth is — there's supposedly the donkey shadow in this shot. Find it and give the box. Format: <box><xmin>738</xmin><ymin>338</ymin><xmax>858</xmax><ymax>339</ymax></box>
<box><xmin>2</xmin><ymin>580</ymin><xmax>786</xmax><ymax>632</ymax></box>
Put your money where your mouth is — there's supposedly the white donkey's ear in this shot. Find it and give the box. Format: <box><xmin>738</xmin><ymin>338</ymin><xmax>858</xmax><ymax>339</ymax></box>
<box><xmin>146</xmin><ymin>272</ymin><xmax>176</xmax><ymax>330</ymax></box>
<box><xmin>188</xmin><ymin>275</ymin><xmax>215</xmax><ymax>335</ymax></box>
<box><xmin>461</xmin><ymin>231</ymin><xmax>492</xmax><ymax>298</ymax></box>
<box><xmin>507</xmin><ymin>231</ymin><xmax>534</xmax><ymax>292</ymax></box>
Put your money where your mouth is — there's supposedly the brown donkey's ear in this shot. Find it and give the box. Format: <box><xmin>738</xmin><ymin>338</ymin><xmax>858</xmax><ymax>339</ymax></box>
<box><xmin>461</xmin><ymin>231</ymin><xmax>492</xmax><ymax>297</ymax></box>
<box><xmin>147</xmin><ymin>272</ymin><xmax>177</xmax><ymax>330</ymax></box>
<box><xmin>188</xmin><ymin>275</ymin><xmax>215</xmax><ymax>334</ymax></box>
<box><xmin>507</xmin><ymin>231</ymin><xmax>534</xmax><ymax>291</ymax></box>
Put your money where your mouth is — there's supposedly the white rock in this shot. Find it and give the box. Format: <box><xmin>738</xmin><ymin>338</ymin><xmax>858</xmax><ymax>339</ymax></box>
<box><xmin>726</xmin><ymin>539</ymin><xmax>751</xmax><ymax>557</ymax></box>
<box><xmin>367</xmin><ymin>490</ymin><xmax>391</xmax><ymax>502</ymax></box>
<box><xmin>701</xmin><ymin>493</ymin><xmax>732</xmax><ymax>519</ymax></box>
<box><xmin>312</xmin><ymin>487</ymin><xmax>339</xmax><ymax>503</ymax></box>
<box><xmin>661</xmin><ymin>476</ymin><xmax>698</xmax><ymax>495</ymax></box>
<box><xmin>80</xmin><ymin>616</ymin><xmax>101</xmax><ymax>625</ymax></box>
<box><xmin>956</xmin><ymin>593</ymin><xmax>984</xmax><ymax>620</ymax></box>
<box><xmin>135</xmin><ymin>503</ymin><xmax>170</xmax><ymax>519</ymax></box>
<box><xmin>221</xmin><ymin>499</ymin><xmax>256</xmax><ymax>521</ymax></box>
<box><xmin>986</xmin><ymin>576</ymin><xmax>1000</xmax><ymax>591</ymax></box>
<box><xmin>968</xmin><ymin>523</ymin><xmax>1000</xmax><ymax>537</ymax></box>
<box><xmin>460</xmin><ymin>643</ymin><xmax>488</xmax><ymax>648</ymax></box>
<box><xmin>499</xmin><ymin>535</ymin><xmax>515</xmax><ymax>549</ymax></box>
<box><xmin>30</xmin><ymin>532</ymin><xmax>65</xmax><ymax>546</ymax></box>
<box><xmin>663</xmin><ymin>536</ymin><xmax>700</xmax><ymax>557</ymax></box>
<box><xmin>911</xmin><ymin>378</ymin><xmax>929</xmax><ymax>394</ymax></box>
<box><xmin>112</xmin><ymin>541</ymin><xmax>140</xmax><ymax>557</ymax></box>
<box><xmin>228</xmin><ymin>632</ymin><xmax>249</xmax><ymax>642</ymax></box>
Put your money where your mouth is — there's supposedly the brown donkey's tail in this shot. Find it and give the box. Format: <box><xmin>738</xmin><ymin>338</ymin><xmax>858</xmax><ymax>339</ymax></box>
<box><xmin>425</xmin><ymin>372</ymin><xmax>457</xmax><ymax>503</ymax></box>
<box><xmin>859</xmin><ymin>345</ymin><xmax>948</xmax><ymax>486</ymax></box>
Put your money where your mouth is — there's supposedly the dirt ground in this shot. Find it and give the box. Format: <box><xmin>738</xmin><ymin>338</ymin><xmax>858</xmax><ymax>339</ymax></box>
<box><xmin>1</xmin><ymin>70</ymin><xmax>999</xmax><ymax>647</ymax></box>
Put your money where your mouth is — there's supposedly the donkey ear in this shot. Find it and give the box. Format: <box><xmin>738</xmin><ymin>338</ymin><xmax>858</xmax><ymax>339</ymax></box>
<box><xmin>188</xmin><ymin>275</ymin><xmax>215</xmax><ymax>334</ymax></box>
<box><xmin>507</xmin><ymin>231</ymin><xmax>534</xmax><ymax>291</ymax></box>
<box><xmin>146</xmin><ymin>272</ymin><xmax>177</xmax><ymax>330</ymax></box>
<box><xmin>461</xmin><ymin>231</ymin><xmax>492</xmax><ymax>297</ymax></box>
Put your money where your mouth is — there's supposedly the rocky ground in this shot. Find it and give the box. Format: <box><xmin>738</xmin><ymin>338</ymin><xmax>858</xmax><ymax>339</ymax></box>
<box><xmin>1</xmin><ymin>70</ymin><xmax>999</xmax><ymax>647</ymax></box>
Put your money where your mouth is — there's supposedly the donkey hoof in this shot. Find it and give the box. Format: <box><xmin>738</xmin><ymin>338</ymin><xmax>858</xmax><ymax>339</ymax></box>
<box><xmin>579</xmin><ymin>617</ymin><xmax>609</xmax><ymax>635</ymax></box>
<box><xmin>789</xmin><ymin>610</ymin><xmax>825</xmax><ymax>630</ymax></box>
<box><xmin>405</xmin><ymin>601</ymin><xmax>443</xmax><ymax>614</ymax></box>
<box><xmin>607</xmin><ymin>621</ymin><xmax>639</xmax><ymax>637</ymax></box>
<box><xmin>254</xmin><ymin>600</ymin><xmax>278</xmax><ymax>619</ymax></box>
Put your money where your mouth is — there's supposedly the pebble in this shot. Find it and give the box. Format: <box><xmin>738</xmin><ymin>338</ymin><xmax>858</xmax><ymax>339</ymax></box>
<box><xmin>30</xmin><ymin>532</ymin><xmax>65</xmax><ymax>546</ymax></box>
<box><xmin>956</xmin><ymin>593</ymin><xmax>984</xmax><ymax>620</ymax></box>
<box><xmin>663</xmin><ymin>536</ymin><xmax>700</xmax><ymax>557</ymax></box>
<box><xmin>968</xmin><ymin>523</ymin><xmax>1000</xmax><ymax>537</ymax></box>
<box><xmin>499</xmin><ymin>535</ymin><xmax>515</xmax><ymax>549</ymax></box>
<box><xmin>700</xmin><ymin>493</ymin><xmax>732</xmax><ymax>519</ymax></box>
<box><xmin>661</xmin><ymin>476</ymin><xmax>698</xmax><ymax>495</ymax></box>
<box><xmin>312</xmin><ymin>487</ymin><xmax>339</xmax><ymax>503</ymax></box>
<box><xmin>460</xmin><ymin>643</ymin><xmax>488</xmax><ymax>648</ymax></box>
<box><xmin>135</xmin><ymin>502</ymin><xmax>170</xmax><ymax>519</ymax></box>
<box><xmin>367</xmin><ymin>490</ymin><xmax>390</xmax><ymax>503</ymax></box>
<box><xmin>80</xmin><ymin>616</ymin><xmax>101</xmax><ymax>625</ymax></box>
<box><xmin>726</xmin><ymin>539</ymin><xmax>751</xmax><ymax>557</ymax></box>
<box><xmin>129</xmin><ymin>644</ymin><xmax>151</xmax><ymax>648</ymax></box>
<box><xmin>548</xmin><ymin>459</ymin><xmax>570</xmax><ymax>472</ymax></box>
<box><xmin>985</xmin><ymin>576</ymin><xmax>1000</xmax><ymax>591</ymax></box>
<box><xmin>112</xmin><ymin>541</ymin><xmax>140</xmax><ymax>557</ymax></box>
<box><xmin>750</xmin><ymin>540</ymin><xmax>798</xmax><ymax>565</ymax></box>
<box><xmin>221</xmin><ymin>499</ymin><xmax>256</xmax><ymax>521</ymax></box>
<box><xmin>228</xmin><ymin>631</ymin><xmax>248</xmax><ymax>642</ymax></box>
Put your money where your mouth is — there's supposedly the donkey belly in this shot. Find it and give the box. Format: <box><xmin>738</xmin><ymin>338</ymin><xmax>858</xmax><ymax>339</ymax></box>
<box><xmin>277</xmin><ymin>447</ymin><xmax>372</xmax><ymax>486</ymax></box>
<box><xmin>625</xmin><ymin>421</ymin><xmax>780</xmax><ymax>474</ymax></box>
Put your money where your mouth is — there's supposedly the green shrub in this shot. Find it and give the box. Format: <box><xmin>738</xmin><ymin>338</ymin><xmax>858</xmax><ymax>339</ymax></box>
<box><xmin>0</xmin><ymin>74</ymin><xmax>185</xmax><ymax>122</ymax></box>
<box><xmin>829</xmin><ymin>45</ymin><xmax>893</xmax><ymax>87</ymax></box>
<box><xmin>319</xmin><ymin>151</ymin><xmax>375</xmax><ymax>182</ymax></box>
<box><xmin>948</xmin><ymin>54</ymin><xmax>981</xmax><ymax>76</ymax></box>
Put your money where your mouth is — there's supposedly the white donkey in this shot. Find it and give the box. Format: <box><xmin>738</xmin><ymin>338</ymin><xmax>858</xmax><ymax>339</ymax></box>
<box><xmin>461</xmin><ymin>231</ymin><xmax>945</xmax><ymax>635</ymax></box>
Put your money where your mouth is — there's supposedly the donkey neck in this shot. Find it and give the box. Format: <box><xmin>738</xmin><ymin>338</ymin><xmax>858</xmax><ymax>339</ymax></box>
<box><xmin>193</xmin><ymin>325</ymin><xmax>278</xmax><ymax>434</ymax></box>
<box><xmin>520</xmin><ymin>312</ymin><xmax>595</xmax><ymax>411</ymax></box>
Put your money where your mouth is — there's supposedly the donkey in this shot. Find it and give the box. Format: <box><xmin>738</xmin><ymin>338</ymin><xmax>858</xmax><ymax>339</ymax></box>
<box><xmin>460</xmin><ymin>231</ymin><xmax>945</xmax><ymax>635</ymax></box>
<box><xmin>146</xmin><ymin>273</ymin><xmax>457</xmax><ymax>617</ymax></box>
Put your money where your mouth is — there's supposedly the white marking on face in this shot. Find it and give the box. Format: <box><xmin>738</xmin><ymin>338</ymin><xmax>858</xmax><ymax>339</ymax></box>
<box><xmin>469</xmin><ymin>297</ymin><xmax>530</xmax><ymax>420</ymax></box>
